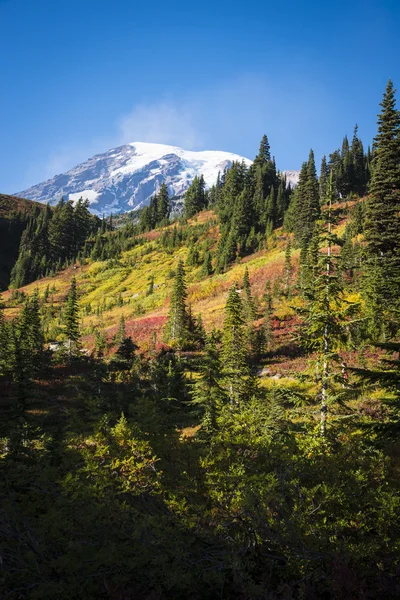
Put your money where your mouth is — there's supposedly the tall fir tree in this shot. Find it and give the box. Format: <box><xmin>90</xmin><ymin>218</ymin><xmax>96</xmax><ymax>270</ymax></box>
<box><xmin>166</xmin><ymin>260</ymin><xmax>189</xmax><ymax>349</ymax></box>
<box><xmin>64</xmin><ymin>277</ymin><xmax>81</xmax><ymax>355</ymax></box>
<box><xmin>222</xmin><ymin>284</ymin><xmax>250</xmax><ymax>405</ymax></box>
<box><xmin>191</xmin><ymin>331</ymin><xmax>226</xmax><ymax>439</ymax></box>
<box><xmin>364</xmin><ymin>80</ymin><xmax>400</xmax><ymax>335</ymax></box>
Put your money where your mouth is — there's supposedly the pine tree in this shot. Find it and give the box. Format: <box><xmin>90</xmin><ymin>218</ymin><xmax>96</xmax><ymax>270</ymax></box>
<box><xmin>191</xmin><ymin>331</ymin><xmax>226</xmax><ymax>438</ymax></box>
<box><xmin>319</xmin><ymin>155</ymin><xmax>329</xmax><ymax>202</ymax></box>
<box><xmin>351</xmin><ymin>124</ymin><xmax>367</xmax><ymax>196</ymax></box>
<box><xmin>147</xmin><ymin>275</ymin><xmax>155</xmax><ymax>296</ymax></box>
<box><xmin>201</xmin><ymin>251</ymin><xmax>213</xmax><ymax>277</ymax></box>
<box><xmin>222</xmin><ymin>284</ymin><xmax>250</xmax><ymax>404</ymax></box>
<box><xmin>117</xmin><ymin>315</ymin><xmax>126</xmax><ymax>345</ymax></box>
<box><xmin>364</xmin><ymin>80</ymin><xmax>400</xmax><ymax>334</ymax></box>
<box><xmin>253</xmin><ymin>134</ymin><xmax>271</xmax><ymax>168</ymax></box>
<box><xmin>156</xmin><ymin>183</ymin><xmax>170</xmax><ymax>223</ymax></box>
<box><xmin>166</xmin><ymin>260</ymin><xmax>189</xmax><ymax>349</ymax></box>
<box><xmin>64</xmin><ymin>277</ymin><xmax>80</xmax><ymax>355</ymax></box>
<box><xmin>242</xmin><ymin>267</ymin><xmax>257</xmax><ymax>354</ymax></box>
<box><xmin>19</xmin><ymin>290</ymin><xmax>44</xmax><ymax>377</ymax></box>
<box><xmin>301</xmin><ymin>175</ymin><xmax>350</xmax><ymax>435</ymax></box>
<box><xmin>115</xmin><ymin>336</ymin><xmax>138</xmax><ymax>364</ymax></box>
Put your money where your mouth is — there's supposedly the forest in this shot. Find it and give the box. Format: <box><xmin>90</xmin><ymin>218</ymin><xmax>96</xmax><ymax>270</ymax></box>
<box><xmin>0</xmin><ymin>80</ymin><xmax>400</xmax><ymax>599</ymax></box>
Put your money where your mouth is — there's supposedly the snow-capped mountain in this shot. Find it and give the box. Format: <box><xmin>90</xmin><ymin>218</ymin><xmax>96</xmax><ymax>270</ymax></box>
<box><xmin>283</xmin><ymin>170</ymin><xmax>300</xmax><ymax>189</ymax></box>
<box><xmin>17</xmin><ymin>142</ymin><xmax>253</xmax><ymax>216</ymax></box>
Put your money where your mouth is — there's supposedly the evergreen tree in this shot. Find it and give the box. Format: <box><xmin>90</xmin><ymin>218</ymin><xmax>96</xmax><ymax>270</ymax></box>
<box><xmin>64</xmin><ymin>277</ymin><xmax>81</xmax><ymax>355</ymax></box>
<box><xmin>242</xmin><ymin>268</ymin><xmax>257</xmax><ymax>354</ymax></box>
<box><xmin>201</xmin><ymin>251</ymin><xmax>213</xmax><ymax>277</ymax></box>
<box><xmin>253</xmin><ymin>134</ymin><xmax>271</xmax><ymax>167</ymax></box>
<box><xmin>156</xmin><ymin>183</ymin><xmax>170</xmax><ymax>223</ymax></box>
<box><xmin>115</xmin><ymin>336</ymin><xmax>138</xmax><ymax>364</ymax></box>
<box><xmin>222</xmin><ymin>284</ymin><xmax>250</xmax><ymax>404</ymax></box>
<box><xmin>166</xmin><ymin>260</ymin><xmax>189</xmax><ymax>349</ymax></box>
<box><xmin>283</xmin><ymin>237</ymin><xmax>293</xmax><ymax>297</ymax></box>
<box><xmin>117</xmin><ymin>315</ymin><xmax>126</xmax><ymax>345</ymax></box>
<box><xmin>184</xmin><ymin>175</ymin><xmax>206</xmax><ymax>218</ymax></box>
<box><xmin>19</xmin><ymin>290</ymin><xmax>44</xmax><ymax>377</ymax></box>
<box><xmin>319</xmin><ymin>155</ymin><xmax>329</xmax><ymax>202</ymax></box>
<box><xmin>351</xmin><ymin>125</ymin><xmax>368</xmax><ymax>196</ymax></box>
<box><xmin>301</xmin><ymin>175</ymin><xmax>351</xmax><ymax>435</ymax></box>
<box><xmin>364</xmin><ymin>80</ymin><xmax>400</xmax><ymax>334</ymax></box>
<box><xmin>191</xmin><ymin>331</ymin><xmax>226</xmax><ymax>438</ymax></box>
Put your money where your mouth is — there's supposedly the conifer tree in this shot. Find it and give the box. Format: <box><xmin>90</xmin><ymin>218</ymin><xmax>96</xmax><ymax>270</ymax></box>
<box><xmin>242</xmin><ymin>267</ymin><xmax>257</xmax><ymax>354</ymax></box>
<box><xmin>156</xmin><ymin>183</ymin><xmax>170</xmax><ymax>223</ymax></box>
<box><xmin>19</xmin><ymin>290</ymin><xmax>44</xmax><ymax>377</ymax></box>
<box><xmin>222</xmin><ymin>284</ymin><xmax>250</xmax><ymax>404</ymax></box>
<box><xmin>184</xmin><ymin>175</ymin><xmax>206</xmax><ymax>218</ymax></box>
<box><xmin>301</xmin><ymin>175</ymin><xmax>350</xmax><ymax>435</ymax></box>
<box><xmin>253</xmin><ymin>134</ymin><xmax>271</xmax><ymax>167</ymax></box>
<box><xmin>117</xmin><ymin>315</ymin><xmax>126</xmax><ymax>345</ymax></box>
<box><xmin>364</xmin><ymin>80</ymin><xmax>400</xmax><ymax>333</ymax></box>
<box><xmin>64</xmin><ymin>277</ymin><xmax>80</xmax><ymax>355</ymax></box>
<box><xmin>201</xmin><ymin>251</ymin><xmax>213</xmax><ymax>277</ymax></box>
<box><xmin>166</xmin><ymin>260</ymin><xmax>189</xmax><ymax>349</ymax></box>
<box><xmin>191</xmin><ymin>331</ymin><xmax>226</xmax><ymax>438</ymax></box>
<box><xmin>319</xmin><ymin>155</ymin><xmax>329</xmax><ymax>202</ymax></box>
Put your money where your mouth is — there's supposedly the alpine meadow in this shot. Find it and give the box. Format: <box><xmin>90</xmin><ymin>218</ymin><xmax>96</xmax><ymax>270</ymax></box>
<box><xmin>1</xmin><ymin>1</ymin><xmax>400</xmax><ymax>598</ymax></box>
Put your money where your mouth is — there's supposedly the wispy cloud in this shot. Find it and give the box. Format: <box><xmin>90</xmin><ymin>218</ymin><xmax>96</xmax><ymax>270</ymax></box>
<box><xmin>118</xmin><ymin>100</ymin><xmax>203</xmax><ymax>149</ymax></box>
<box><xmin>19</xmin><ymin>72</ymin><xmax>331</xmax><ymax>191</ymax></box>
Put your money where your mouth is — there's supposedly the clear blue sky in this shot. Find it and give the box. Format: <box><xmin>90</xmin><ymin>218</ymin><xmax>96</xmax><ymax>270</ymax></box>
<box><xmin>1</xmin><ymin>0</ymin><xmax>399</xmax><ymax>193</ymax></box>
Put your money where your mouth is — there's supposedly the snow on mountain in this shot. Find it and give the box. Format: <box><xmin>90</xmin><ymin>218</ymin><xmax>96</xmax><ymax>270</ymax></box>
<box><xmin>17</xmin><ymin>142</ymin><xmax>253</xmax><ymax>216</ymax></box>
<box><xmin>283</xmin><ymin>170</ymin><xmax>300</xmax><ymax>188</ymax></box>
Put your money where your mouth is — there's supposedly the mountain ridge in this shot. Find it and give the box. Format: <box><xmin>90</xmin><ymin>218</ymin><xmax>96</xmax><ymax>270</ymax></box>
<box><xmin>17</xmin><ymin>142</ymin><xmax>252</xmax><ymax>216</ymax></box>
<box><xmin>17</xmin><ymin>141</ymin><xmax>299</xmax><ymax>216</ymax></box>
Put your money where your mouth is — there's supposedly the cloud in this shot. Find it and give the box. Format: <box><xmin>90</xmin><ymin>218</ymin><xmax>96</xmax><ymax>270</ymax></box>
<box><xmin>117</xmin><ymin>100</ymin><xmax>203</xmax><ymax>149</ymax></box>
<box><xmin>18</xmin><ymin>71</ymin><xmax>331</xmax><ymax>192</ymax></box>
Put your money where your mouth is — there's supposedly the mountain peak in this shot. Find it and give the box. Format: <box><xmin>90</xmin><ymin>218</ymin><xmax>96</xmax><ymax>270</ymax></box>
<box><xmin>17</xmin><ymin>142</ymin><xmax>253</xmax><ymax>216</ymax></box>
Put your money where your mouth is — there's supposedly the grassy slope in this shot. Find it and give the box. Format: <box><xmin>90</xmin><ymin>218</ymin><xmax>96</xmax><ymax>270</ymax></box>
<box><xmin>2</xmin><ymin>205</ymin><xmax>359</xmax><ymax>381</ymax></box>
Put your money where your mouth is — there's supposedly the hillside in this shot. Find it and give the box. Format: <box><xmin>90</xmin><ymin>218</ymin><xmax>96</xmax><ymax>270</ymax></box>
<box><xmin>2</xmin><ymin>202</ymin><xmax>351</xmax><ymax>377</ymax></box>
<box><xmin>1</xmin><ymin>81</ymin><xmax>400</xmax><ymax>599</ymax></box>
<box><xmin>0</xmin><ymin>194</ymin><xmax>47</xmax><ymax>290</ymax></box>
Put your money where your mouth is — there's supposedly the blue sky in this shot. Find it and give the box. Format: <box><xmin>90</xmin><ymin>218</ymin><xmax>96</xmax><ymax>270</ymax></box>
<box><xmin>1</xmin><ymin>0</ymin><xmax>399</xmax><ymax>193</ymax></box>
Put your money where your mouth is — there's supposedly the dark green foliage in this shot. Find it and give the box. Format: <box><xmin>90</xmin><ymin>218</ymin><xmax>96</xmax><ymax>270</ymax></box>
<box><xmin>64</xmin><ymin>277</ymin><xmax>80</xmax><ymax>354</ymax></box>
<box><xmin>363</xmin><ymin>80</ymin><xmax>400</xmax><ymax>334</ymax></box>
<box><xmin>184</xmin><ymin>175</ymin><xmax>206</xmax><ymax>218</ymax></box>
<box><xmin>139</xmin><ymin>183</ymin><xmax>171</xmax><ymax>231</ymax></box>
<box><xmin>0</xmin><ymin>196</ymin><xmax>45</xmax><ymax>290</ymax></box>
<box><xmin>2</xmin><ymin>91</ymin><xmax>400</xmax><ymax>600</ymax></box>
<box><xmin>11</xmin><ymin>198</ymin><xmax>100</xmax><ymax>288</ymax></box>
<box><xmin>293</xmin><ymin>150</ymin><xmax>320</xmax><ymax>245</ymax></box>
<box><xmin>165</xmin><ymin>259</ymin><xmax>189</xmax><ymax>349</ymax></box>
<box><xmin>222</xmin><ymin>283</ymin><xmax>251</xmax><ymax>404</ymax></box>
<box><xmin>116</xmin><ymin>336</ymin><xmax>139</xmax><ymax>365</ymax></box>
<box><xmin>191</xmin><ymin>330</ymin><xmax>226</xmax><ymax>438</ymax></box>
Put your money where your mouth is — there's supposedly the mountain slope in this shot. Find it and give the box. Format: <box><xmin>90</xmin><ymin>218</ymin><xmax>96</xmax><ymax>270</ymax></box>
<box><xmin>17</xmin><ymin>142</ymin><xmax>253</xmax><ymax>216</ymax></box>
<box><xmin>0</xmin><ymin>194</ymin><xmax>46</xmax><ymax>290</ymax></box>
